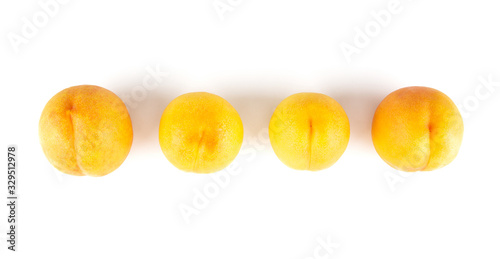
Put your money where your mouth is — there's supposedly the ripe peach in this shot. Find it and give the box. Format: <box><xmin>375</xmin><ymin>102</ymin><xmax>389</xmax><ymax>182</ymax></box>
<box><xmin>269</xmin><ymin>93</ymin><xmax>350</xmax><ymax>171</ymax></box>
<box><xmin>371</xmin><ymin>86</ymin><xmax>464</xmax><ymax>172</ymax></box>
<box><xmin>159</xmin><ymin>92</ymin><xmax>244</xmax><ymax>173</ymax></box>
<box><xmin>39</xmin><ymin>85</ymin><xmax>133</xmax><ymax>177</ymax></box>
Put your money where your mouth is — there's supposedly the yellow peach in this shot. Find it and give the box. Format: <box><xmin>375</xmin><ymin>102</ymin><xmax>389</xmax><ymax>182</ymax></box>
<box><xmin>159</xmin><ymin>92</ymin><xmax>243</xmax><ymax>173</ymax></box>
<box><xmin>371</xmin><ymin>86</ymin><xmax>464</xmax><ymax>172</ymax></box>
<box><xmin>269</xmin><ymin>93</ymin><xmax>350</xmax><ymax>171</ymax></box>
<box><xmin>39</xmin><ymin>85</ymin><xmax>133</xmax><ymax>177</ymax></box>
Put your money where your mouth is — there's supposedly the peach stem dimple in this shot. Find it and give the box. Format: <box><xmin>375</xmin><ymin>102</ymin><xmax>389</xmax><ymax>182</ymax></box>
<box><xmin>66</xmin><ymin>102</ymin><xmax>84</xmax><ymax>175</ymax></box>
<box><xmin>192</xmin><ymin>130</ymin><xmax>206</xmax><ymax>171</ymax></box>
<box><xmin>422</xmin><ymin>121</ymin><xmax>433</xmax><ymax>171</ymax></box>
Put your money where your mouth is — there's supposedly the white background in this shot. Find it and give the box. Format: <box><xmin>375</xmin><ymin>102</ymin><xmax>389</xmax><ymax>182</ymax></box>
<box><xmin>1</xmin><ymin>0</ymin><xmax>499</xmax><ymax>258</ymax></box>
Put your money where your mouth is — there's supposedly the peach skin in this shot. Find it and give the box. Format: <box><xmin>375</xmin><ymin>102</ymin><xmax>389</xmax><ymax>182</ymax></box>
<box><xmin>371</xmin><ymin>86</ymin><xmax>463</xmax><ymax>172</ymax></box>
<box><xmin>39</xmin><ymin>85</ymin><xmax>133</xmax><ymax>177</ymax></box>
<box><xmin>159</xmin><ymin>92</ymin><xmax>244</xmax><ymax>173</ymax></box>
<box><xmin>269</xmin><ymin>93</ymin><xmax>350</xmax><ymax>171</ymax></box>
